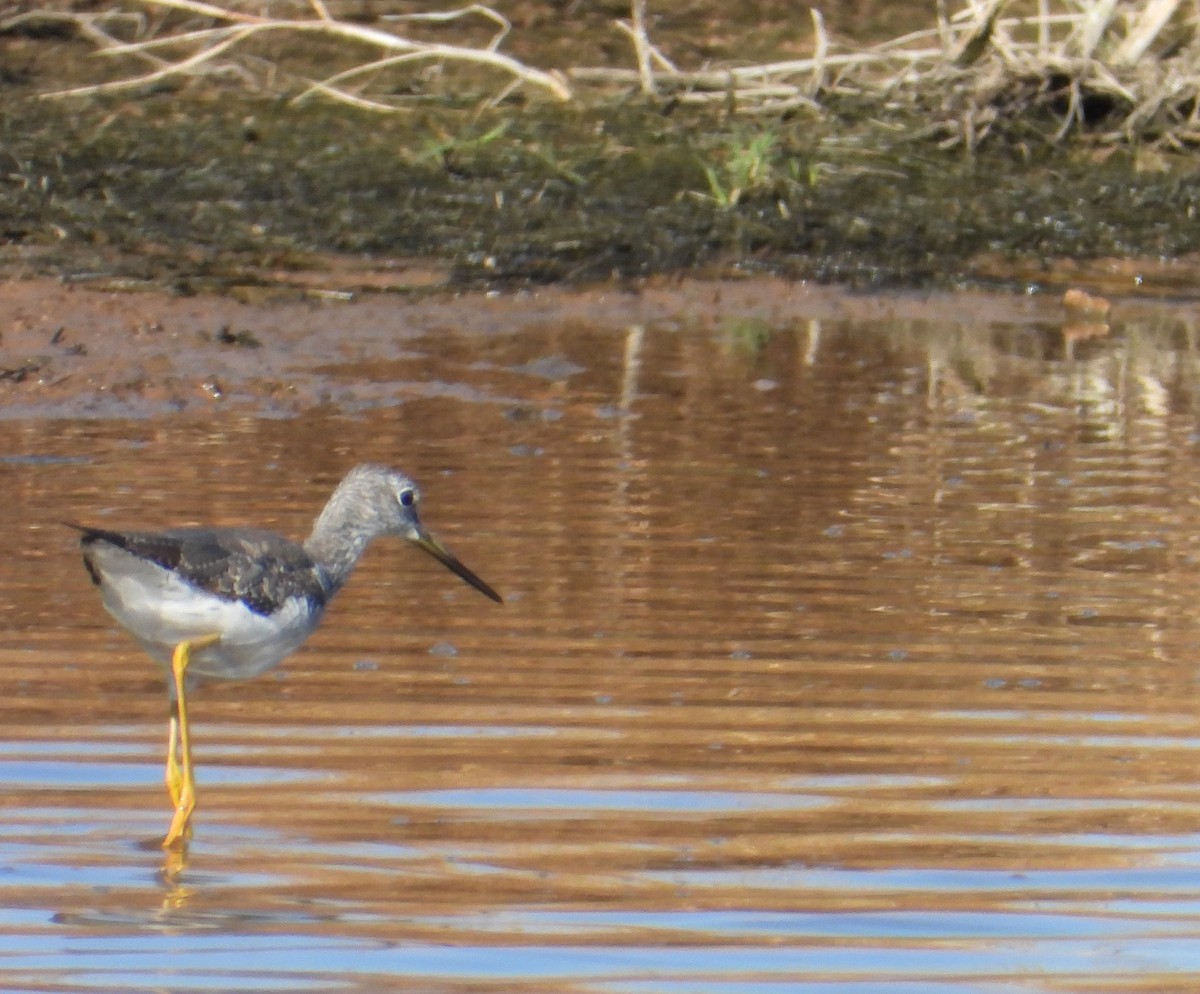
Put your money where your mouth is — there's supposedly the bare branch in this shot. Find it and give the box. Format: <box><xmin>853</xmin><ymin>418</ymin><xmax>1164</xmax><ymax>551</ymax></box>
<box><xmin>39</xmin><ymin>0</ymin><xmax>570</xmax><ymax>106</ymax></box>
<box><xmin>21</xmin><ymin>0</ymin><xmax>1200</xmax><ymax>146</ymax></box>
<box><xmin>383</xmin><ymin>5</ymin><xmax>512</xmax><ymax>53</ymax></box>
<box><xmin>620</xmin><ymin>0</ymin><xmax>657</xmax><ymax>95</ymax></box>
<box><xmin>576</xmin><ymin>0</ymin><xmax>1200</xmax><ymax>146</ymax></box>
<box><xmin>138</xmin><ymin>0</ymin><xmax>263</xmax><ymax>23</ymax></box>
<box><xmin>50</xmin><ymin>27</ymin><xmax>256</xmax><ymax>98</ymax></box>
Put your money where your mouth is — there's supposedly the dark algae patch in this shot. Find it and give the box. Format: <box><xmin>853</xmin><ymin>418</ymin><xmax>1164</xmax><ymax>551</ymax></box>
<box><xmin>3</xmin><ymin>94</ymin><xmax>1199</xmax><ymax>292</ymax></box>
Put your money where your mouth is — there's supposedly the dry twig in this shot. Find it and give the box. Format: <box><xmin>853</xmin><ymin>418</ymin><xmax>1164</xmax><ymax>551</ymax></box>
<box><xmin>571</xmin><ymin>0</ymin><xmax>1200</xmax><ymax>142</ymax></box>
<box><xmin>7</xmin><ymin>0</ymin><xmax>1200</xmax><ymax>145</ymax></box>
<box><xmin>14</xmin><ymin>0</ymin><xmax>570</xmax><ymax>107</ymax></box>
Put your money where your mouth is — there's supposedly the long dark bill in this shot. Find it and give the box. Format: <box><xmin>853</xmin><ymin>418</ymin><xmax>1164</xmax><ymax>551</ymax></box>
<box><xmin>411</xmin><ymin>526</ymin><xmax>503</xmax><ymax>604</ymax></box>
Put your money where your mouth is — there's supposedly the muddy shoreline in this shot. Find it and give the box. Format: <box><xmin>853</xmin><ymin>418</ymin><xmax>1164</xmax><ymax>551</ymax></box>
<box><xmin>0</xmin><ymin>272</ymin><xmax>1159</xmax><ymax>421</ymax></box>
<box><xmin>4</xmin><ymin>88</ymin><xmax>1199</xmax><ymax>294</ymax></box>
<box><xmin>3</xmin><ymin>4</ymin><xmax>1200</xmax><ymax>426</ymax></box>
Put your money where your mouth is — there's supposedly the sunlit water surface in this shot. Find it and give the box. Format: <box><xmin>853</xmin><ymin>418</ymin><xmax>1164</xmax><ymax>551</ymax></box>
<box><xmin>4</xmin><ymin>287</ymin><xmax>1200</xmax><ymax>993</ymax></box>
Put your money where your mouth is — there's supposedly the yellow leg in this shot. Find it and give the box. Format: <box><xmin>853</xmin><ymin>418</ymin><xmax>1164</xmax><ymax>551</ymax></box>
<box><xmin>162</xmin><ymin>634</ymin><xmax>220</xmax><ymax>850</ymax></box>
<box><xmin>165</xmin><ymin>712</ymin><xmax>182</xmax><ymax>808</ymax></box>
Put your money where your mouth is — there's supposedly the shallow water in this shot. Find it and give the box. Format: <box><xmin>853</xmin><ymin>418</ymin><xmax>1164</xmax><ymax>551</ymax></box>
<box><xmin>4</xmin><ymin>285</ymin><xmax>1200</xmax><ymax>992</ymax></box>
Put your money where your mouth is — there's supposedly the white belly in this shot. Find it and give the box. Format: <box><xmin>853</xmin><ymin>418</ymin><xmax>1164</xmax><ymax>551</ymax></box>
<box><xmin>92</xmin><ymin>545</ymin><xmax>324</xmax><ymax>681</ymax></box>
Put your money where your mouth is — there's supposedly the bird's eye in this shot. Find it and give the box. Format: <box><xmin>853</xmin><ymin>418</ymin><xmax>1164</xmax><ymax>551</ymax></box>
<box><xmin>399</xmin><ymin>488</ymin><xmax>416</xmax><ymax>507</ymax></box>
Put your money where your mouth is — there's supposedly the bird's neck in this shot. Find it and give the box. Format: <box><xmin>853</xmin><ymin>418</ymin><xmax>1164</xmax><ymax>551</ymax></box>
<box><xmin>304</xmin><ymin>499</ymin><xmax>376</xmax><ymax>595</ymax></box>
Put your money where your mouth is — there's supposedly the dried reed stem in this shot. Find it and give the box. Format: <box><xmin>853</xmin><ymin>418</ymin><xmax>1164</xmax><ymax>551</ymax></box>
<box><xmin>28</xmin><ymin>0</ymin><xmax>570</xmax><ymax>105</ymax></box>
<box><xmin>8</xmin><ymin>0</ymin><xmax>1200</xmax><ymax>145</ymax></box>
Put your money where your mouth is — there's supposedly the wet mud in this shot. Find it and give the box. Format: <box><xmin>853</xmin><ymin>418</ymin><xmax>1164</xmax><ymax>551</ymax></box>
<box><xmin>0</xmin><ymin>274</ymin><xmax>1089</xmax><ymax>420</ymax></box>
<box><xmin>4</xmin><ymin>90</ymin><xmax>1200</xmax><ymax>292</ymax></box>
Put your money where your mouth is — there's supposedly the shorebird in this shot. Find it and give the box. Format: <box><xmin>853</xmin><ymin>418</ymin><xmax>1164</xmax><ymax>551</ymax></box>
<box><xmin>69</xmin><ymin>464</ymin><xmax>502</xmax><ymax>848</ymax></box>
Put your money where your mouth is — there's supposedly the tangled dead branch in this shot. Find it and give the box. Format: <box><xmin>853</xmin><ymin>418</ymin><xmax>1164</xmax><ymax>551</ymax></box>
<box><xmin>5</xmin><ymin>1</ymin><xmax>1200</xmax><ymax>145</ymax></box>
<box><xmin>569</xmin><ymin>0</ymin><xmax>1200</xmax><ymax>145</ymax></box>
<box><xmin>4</xmin><ymin>0</ymin><xmax>570</xmax><ymax>108</ymax></box>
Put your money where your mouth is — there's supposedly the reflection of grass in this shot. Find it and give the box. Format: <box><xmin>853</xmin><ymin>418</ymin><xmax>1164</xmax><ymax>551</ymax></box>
<box><xmin>721</xmin><ymin>316</ymin><xmax>773</xmax><ymax>356</ymax></box>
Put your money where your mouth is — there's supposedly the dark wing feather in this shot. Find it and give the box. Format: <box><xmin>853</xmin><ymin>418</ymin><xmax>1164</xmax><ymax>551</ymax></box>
<box><xmin>68</xmin><ymin>523</ymin><xmax>328</xmax><ymax>617</ymax></box>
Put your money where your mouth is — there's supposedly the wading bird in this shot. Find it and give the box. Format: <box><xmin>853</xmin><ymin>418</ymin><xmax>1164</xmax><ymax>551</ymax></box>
<box><xmin>70</xmin><ymin>464</ymin><xmax>502</xmax><ymax>848</ymax></box>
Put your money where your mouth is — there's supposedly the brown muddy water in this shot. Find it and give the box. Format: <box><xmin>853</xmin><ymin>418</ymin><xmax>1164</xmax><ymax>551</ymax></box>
<box><xmin>3</xmin><ymin>277</ymin><xmax>1200</xmax><ymax>992</ymax></box>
